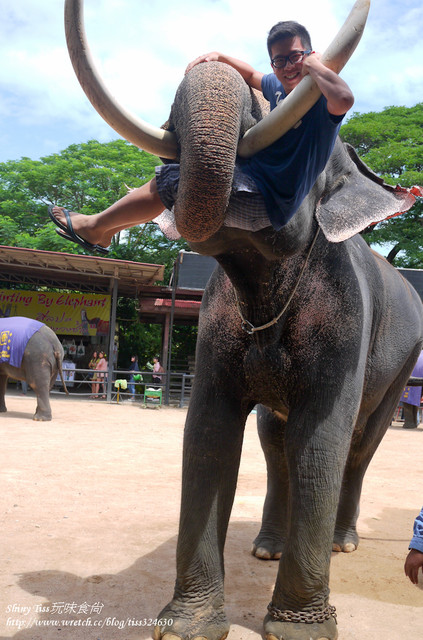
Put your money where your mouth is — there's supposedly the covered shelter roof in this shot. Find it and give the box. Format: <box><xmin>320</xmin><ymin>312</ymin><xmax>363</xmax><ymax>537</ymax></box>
<box><xmin>0</xmin><ymin>245</ymin><xmax>165</xmax><ymax>295</ymax></box>
<box><xmin>0</xmin><ymin>245</ymin><xmax>211</xmax><ymax>329</ymax></box>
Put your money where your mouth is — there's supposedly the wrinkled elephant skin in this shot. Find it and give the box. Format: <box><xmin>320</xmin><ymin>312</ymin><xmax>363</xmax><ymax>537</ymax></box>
<box><xmin>0</xmin><ymin>320</ymin><xmax>65</xmax><ymax>421</ymax></box>
<box><xmin>151</xmin><ymin>64</ymin><xmax>423</xmax><ymax>640</ymax></box>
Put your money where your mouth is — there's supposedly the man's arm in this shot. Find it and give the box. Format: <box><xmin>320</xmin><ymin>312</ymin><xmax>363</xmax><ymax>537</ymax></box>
<box><xmin>302</xmin><ymin>53</ymin><xmax>354</xmax><ymax>116</ymax></box>
<box><xmin>404</xmin><ymin>549</ymin><xmax>423</xmax><ymax>584</ymax></box>
<box><xmin>185</xmin><ymin>52</ymin><xmax>264</xmax><ymax>92</ymax></box>
<box><xmin>404</xmin><ymin>507</ymin><xmax>423</xmax><ymax>584</ymax></box>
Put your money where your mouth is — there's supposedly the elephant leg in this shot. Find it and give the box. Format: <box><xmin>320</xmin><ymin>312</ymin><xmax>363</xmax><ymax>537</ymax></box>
<box><xmin>403</xmin><ymin>402</ymin><xmax>418</xmax><ymax>429</ymax></box>
<box><xmin>252</xmin><ymin>406</ymin><xmax>289</xmax><ymax>560</ymax></box>
<box><xmin>0</xmin><ymin>374</ymin><xmax>7</xmax><ymax>412</ymax></box>
<box><xmin>154</xmin><ymin>395</ymin><xmax>247</xmax><ymax>640</ymax></box>
<box><xmin>27</xmin><ymin>369</ymin><xmax>53</xmax><ymax>421</ymax></box>
<box><xmin>264</xmin><ymin>401</ymin><xmax>357</xmax><ymax>640</ymax></box>
<box><xmin>333</xmin><ymin>379</ymin><xmax>414</xmax><ymax>552</ymax></box>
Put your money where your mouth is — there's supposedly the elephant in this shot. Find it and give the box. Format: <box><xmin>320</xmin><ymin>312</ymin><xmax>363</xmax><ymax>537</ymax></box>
<box><xmin>400</xmin><ymin>351</ymin><xmax>423</xmax><ymax>429</ymax></box>
<box><xmin>65</xmin><ymin>1</ymin><xmax>423</xmax><ymax>639</ymax></box>
<box><xmin>0</xmin><ymin>317</ymin><xmax>67</xmax><ymax>421</ymax></box>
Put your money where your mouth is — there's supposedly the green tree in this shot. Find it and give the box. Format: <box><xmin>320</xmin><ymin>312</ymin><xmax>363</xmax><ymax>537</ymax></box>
<box><xmin>340</xmin><ymin>103</ymin><xmax>423</xmax><ymax>266</ymax></box>
<box><xmin>116</xmin><ymin>297</ymin><xmax>163</xmax><ymax>369</ymax></box>
<box><xmin>0</xmin><ymin>139</ymin><xmax>194</xmax><ymax>367</ymax></box>
<box><xmin>0</xmin><ymin>139</ymin><xmax>188</xmax><ymax>274</ymax></box>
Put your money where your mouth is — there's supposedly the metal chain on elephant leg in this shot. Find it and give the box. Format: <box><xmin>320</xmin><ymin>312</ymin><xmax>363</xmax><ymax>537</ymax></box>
<box><xmin>267</xmin><ymin>603</ymin><xmax>337</xmax><ymax>625</ymax></box>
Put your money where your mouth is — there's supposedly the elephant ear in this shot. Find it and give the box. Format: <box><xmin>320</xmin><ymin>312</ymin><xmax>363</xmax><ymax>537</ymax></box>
<box><xmin>316</xmin><ymin>143</ymin><xmax>418</xmax><ymax>243</ymax></box>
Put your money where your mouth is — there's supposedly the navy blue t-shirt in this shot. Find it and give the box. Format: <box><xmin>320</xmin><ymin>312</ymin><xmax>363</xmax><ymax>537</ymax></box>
<box><xmin>238</xmin><ymin>73</ymin><xmax>344</xmax><ymax>230</ymax></box>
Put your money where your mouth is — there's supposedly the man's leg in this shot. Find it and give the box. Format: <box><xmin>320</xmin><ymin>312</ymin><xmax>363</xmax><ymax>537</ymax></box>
<box><xmin>50</xmin><ymin>178</ymin><xmax>165</xmax><ymax>248</ymax></box>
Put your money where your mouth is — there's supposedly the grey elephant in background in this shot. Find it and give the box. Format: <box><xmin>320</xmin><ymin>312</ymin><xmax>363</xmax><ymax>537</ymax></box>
<box><xmin>0</xmin><ymin>317</ymin><xmax>67</xmax><ymax>421</ymax></box>
<box><xmin>65</xmin><ymin>1</ymin><xmax>423</xmax><ymax>639</ymax></box>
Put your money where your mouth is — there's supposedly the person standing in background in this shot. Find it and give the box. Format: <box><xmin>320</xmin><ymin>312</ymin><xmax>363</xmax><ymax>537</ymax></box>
<box><xmin>128</xmin><ymin>355</ymin><xmax>139</xmax><ymax>400</ymax></box>
<box><xmin>88</xmin><ymin>350</ymin><xmax>100</xmax><ymax>398</ymax></box>
<box><xmin>96</xmin><ymin>351</ymin><xmax>108</xmax><ymax>398</ymax></box>
<box><xmin>152</xmin><ymin>356</ymin><xmax>164</xmax><ymax>387</ymax></box>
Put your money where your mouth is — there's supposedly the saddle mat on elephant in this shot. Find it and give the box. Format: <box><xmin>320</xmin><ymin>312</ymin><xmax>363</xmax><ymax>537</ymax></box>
<box><xmin>0</xmin><ymin>317</ymin><xmax>44</xmax><ymax>367</ymax></box>
<box><xmin>154</xmin><ymin>163</ymin><xmax>271</xmax><ymax>239</ymax></box>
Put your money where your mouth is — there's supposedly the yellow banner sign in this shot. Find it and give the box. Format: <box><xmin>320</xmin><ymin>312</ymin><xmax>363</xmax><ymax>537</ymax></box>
<box><xmin>0</xmin><ymin>289</ymin><xmax>111</xmax><ymax>336</ymax></box>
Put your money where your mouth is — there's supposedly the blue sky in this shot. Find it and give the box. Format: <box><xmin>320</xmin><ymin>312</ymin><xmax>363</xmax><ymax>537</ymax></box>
<box><xmin>0</xmin><ymin>0</ymin><xmax>422</xmax><ymax>164</ymax></box>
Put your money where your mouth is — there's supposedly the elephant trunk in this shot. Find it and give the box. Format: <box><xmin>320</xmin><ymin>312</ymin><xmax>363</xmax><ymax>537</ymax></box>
<box><xmin>172</xmin><ymin>62</ymin><xmax>251</xmax><ymax>242</ymax></box>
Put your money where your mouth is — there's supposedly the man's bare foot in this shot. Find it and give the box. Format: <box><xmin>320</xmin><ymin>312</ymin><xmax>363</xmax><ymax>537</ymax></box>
<box><xmin>51</xmin><ymin>206</ymin><xmax>113</xmax><ymax>249</ymax></box>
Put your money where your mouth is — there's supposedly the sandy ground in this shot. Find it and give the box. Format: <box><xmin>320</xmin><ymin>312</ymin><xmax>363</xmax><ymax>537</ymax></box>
<box><xmin>0</xmin><ymin>391</ymin><xmax>422</xmax><ymax>640</ymax></box>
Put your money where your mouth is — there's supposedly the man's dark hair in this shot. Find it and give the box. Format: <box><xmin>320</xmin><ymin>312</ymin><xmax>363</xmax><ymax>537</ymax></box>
<box><xmin>267</xmin><ymin>21</ymin><xmax>312</xmax><ymax>57</ymax></box>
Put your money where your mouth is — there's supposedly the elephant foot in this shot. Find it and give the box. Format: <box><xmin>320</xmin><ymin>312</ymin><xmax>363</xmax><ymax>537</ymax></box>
<box><xmin>251</xmin><ymin>533</ymin><xmax>284</xmax><ymax>560</ymax></box>
<box><xmin>0</xmin><ymin>406</ymin><xmax>7</xmax><ymax>413</ymax></box>
<box><xmin>264</xmin><ymin>607</ymin><xmax>338</xmax><ymax>640</ymax></box>
<box><xmin>33</xmin><ymin>413</ymin><xmax>52</xmax><ymax>421</ymax></box>
<box><xmin>252</xmin><ymin>542</ymin><xmax>282</xmax><ymax>560</ymax></box>
<box><xmin>153</xmin><ymin>600</ymin><xmax>229</xmax><ymax>640</ymax></box>
<box><xmin>332</xmin><ymin>528</ymin><xmax>358</xmax><ymax>553</ymax></box>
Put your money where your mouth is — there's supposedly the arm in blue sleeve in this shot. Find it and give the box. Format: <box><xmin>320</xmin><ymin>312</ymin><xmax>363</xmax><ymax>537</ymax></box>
<box><xmin>409</xmin><ymin>507</ymin><xmax>423</xmax><ymax>552</ymax></box>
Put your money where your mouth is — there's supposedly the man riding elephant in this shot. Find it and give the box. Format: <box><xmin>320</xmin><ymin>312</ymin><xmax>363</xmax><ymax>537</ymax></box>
<box><xmin>51</xmin><ymin>23</ymin><xmax>357</xmax><ymax>257</ymax></box>
<box><xmin>49</xmin><ymin>19</ymin><xmax>357</xmax><ymax>251</ymax></box>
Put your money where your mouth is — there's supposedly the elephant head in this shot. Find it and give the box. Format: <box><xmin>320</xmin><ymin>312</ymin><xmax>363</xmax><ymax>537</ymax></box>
<box><xmin>164</xmin><ymin>70</ymin><xmax>416</xmax><ymax>252</ymax></box>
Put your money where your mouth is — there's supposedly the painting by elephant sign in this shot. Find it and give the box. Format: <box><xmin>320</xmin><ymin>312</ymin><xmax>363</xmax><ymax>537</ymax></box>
<box><xmin>0</xmin><ymin>290</ymin><xmax>110</xmax><ymax>336</ymax></box>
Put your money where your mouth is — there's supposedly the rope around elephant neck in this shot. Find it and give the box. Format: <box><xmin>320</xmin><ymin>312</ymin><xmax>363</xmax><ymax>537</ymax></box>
<box><xmin>234</xmin><ymin>227</ymin><xmax>320</xmax><ymax>335</ymax></box>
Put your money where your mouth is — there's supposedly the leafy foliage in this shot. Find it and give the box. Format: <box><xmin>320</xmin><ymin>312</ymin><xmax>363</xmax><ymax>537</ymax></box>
<box><xmin>116</xmin><ymin>297</ymin><xmax>163</xmax><ymax>369</ymax></box>
<box><xmin>340</xmin><ymin>103</ymin><xmax>423</xmax><ymax>266</ymax></box>
<box><xmin>116</xmin><ymin>297</ymin><xmax>198</xmax><ymax>371</ymax></box>
<box><xmin>0</xmin><ymin>139</ymin><xmax>188</xmax><ymax>275</ymax></box>
<box><xmin>0</xmin><ymin>139</ymin><xmax>191</xmax><ymax>366</ymax></box>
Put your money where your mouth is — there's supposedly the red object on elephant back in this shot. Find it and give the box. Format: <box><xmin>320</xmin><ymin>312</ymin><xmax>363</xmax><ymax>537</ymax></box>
<box><xmin>369</xmin><ymin>184</ymin><xmax>423</xmax><ymax>226</ymax></box>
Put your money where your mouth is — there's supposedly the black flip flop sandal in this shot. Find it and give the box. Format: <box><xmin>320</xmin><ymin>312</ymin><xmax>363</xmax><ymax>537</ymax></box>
<box><xmin>48</xmin><ymin>206</ymin><xmax>109</xmax><ymax>256</ymax></box>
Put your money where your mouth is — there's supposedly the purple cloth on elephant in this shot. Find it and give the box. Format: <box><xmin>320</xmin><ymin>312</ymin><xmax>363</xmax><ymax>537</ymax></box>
<box><xmin>0</xmin><ymin>317</ymin><xmax>44</xmax><ymax>367</ymax></box>
<box><xmin>400</xmin><ymin>350</ymin><xmax>423</xmax><ymax>406</ymax></box>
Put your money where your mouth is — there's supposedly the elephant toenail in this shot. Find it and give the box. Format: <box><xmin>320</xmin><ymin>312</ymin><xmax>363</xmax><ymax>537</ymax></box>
<box><xmin>255</xmin><ymin>547</ymin><xmax>272</xmax><ymax>559</ymax></box>
<box><xmin>153</xmin><ymin>628</ymin><xmax>161</xmax><ymax>640</ymax></box>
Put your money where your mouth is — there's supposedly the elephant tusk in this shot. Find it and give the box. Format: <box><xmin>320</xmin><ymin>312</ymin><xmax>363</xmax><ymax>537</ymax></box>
<box><xmin>64</xmin><ymin>0</ymin><xmax>178</xmax><ymax>160</ymax></box>
<box><xmin>237</xmin><ymin>0</ymin><xmax>371</xmax><ymax>158</ymax></box>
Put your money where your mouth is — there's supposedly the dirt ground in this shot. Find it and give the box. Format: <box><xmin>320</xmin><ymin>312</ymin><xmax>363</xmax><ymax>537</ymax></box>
<box><xmin>1</xmin><ymin>391</ymin><xmax>422</xmax><ymax>640</ymax></box>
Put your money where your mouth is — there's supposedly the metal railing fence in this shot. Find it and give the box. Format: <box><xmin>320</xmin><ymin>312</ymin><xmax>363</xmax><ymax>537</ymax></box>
<box><xmin>52</xmin><ymin>366</ymin><xmax>195</xmax><ymax>407</ymax></box>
